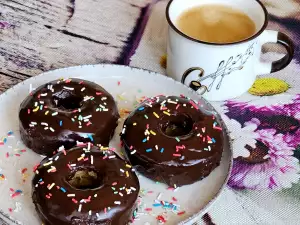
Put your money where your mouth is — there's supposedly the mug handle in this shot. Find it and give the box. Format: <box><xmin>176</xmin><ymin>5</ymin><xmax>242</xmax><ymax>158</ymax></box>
<box><xmin>257</xmin><ymin>30</ymin><xmax>294</xmax><ymax>74</ymax></box>
<box><xmin>181</xmin><ymin>67</ymin><xmax>208</xmax><ymax>95</ymax></box>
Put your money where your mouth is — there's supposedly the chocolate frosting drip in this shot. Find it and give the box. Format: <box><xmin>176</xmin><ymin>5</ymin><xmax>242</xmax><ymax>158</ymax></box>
<box><xmin>121</xmin><ymin>96</ymin><xmax>225</xmax><ymax>187</ymax></box>
<box><xmin>32</xmin><ymin>145</ymin><xmax>140</xmax><ymax>225</ymax></box>
<box><xmin>19</xmin><ymin>78</ymin><xmax>120</xmax><ymax>156</ymax></box>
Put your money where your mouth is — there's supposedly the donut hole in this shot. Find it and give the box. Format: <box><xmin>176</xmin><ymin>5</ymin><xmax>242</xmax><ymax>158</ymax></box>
<box><xmin>160</xmin><ymin>114</ymin><xmax>194</xmax><ymax>137</ymax></box>
<box><xmin>52</xmin><ymin>90</ymin><xmax>83</xmax><ymax>110</ymax></box>
<box><xmin>67</xmin><ymin>169</ymin><xmax>103</xmax><ymax>190</ymax></box>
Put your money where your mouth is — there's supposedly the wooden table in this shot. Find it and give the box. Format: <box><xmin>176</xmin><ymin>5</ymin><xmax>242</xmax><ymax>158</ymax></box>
<box><xmin>0</xmin><ymin>0</ymin><xmax>153</xmax><ymax>92</ymax></box>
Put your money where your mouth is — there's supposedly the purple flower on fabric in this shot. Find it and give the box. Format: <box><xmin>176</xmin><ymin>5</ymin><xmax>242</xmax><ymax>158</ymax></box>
<box><xmin>0</xmin><ymin>21</ymin><xmax>14</xmax><ymax>29</ymax></box>
<box><xmin>228</xmin><ymin>128</ymin><xmax>300</xmax><ymax>190</ymax></box>
<box><xmin>226</xmin><ymin>94</ymin><xmax>300</xmax><ymax>113</ymax></box>
<box><xmin>226</xmin><ymin>94</ymin><xmax>300</xmax><ymax>119</ymax></box>
<box><xmin>280</xmin><ymin>95</ymin><xmax>300</xmax><ymax>120</ymax></box>
<box><xmin>225</xmin><ymin>94</ymin><xmax>300</xmax><ymax>135</ymax></box>
<box><xmin>221</xmin><ymin>115</ymin><xmax>259</xmax><ymax>158</ymax></box>
<box><xmin>221</xmin><ymin>65</ymin><xmax>300</xmax><ymax>190</ymax></box>
<box><xmin>284</xmin><ymin>129</ymin><xmax>300</xmax><ymax>149</ymax></box>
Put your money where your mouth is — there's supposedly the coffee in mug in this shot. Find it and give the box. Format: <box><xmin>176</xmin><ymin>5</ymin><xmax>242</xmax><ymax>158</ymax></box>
<box><xmin>166</xmin><ymin>0</ymin><xmax>294</xmax><ymax>101</ymax></box>
<box><xmin>176</xmin><ymin>4</ymin><xmax>256</xmax><ymax>44</ymax></box>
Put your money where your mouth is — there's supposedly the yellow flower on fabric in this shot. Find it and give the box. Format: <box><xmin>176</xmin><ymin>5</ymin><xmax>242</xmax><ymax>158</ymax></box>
<box><xmin>160</xmin><ymin>55</ymin><xmax>167</xmax><ymax>69</ymax></box>
<box><xmin>248</xmin><ymin>78</ymin><xmax>290</xmax><ymax>96</ymax></box>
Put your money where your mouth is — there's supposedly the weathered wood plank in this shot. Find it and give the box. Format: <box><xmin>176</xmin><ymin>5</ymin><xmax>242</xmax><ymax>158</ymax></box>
<box><xmin>0</xmin><ymin>0</ymin><xmax>152</xmax><ymax>92</ymax></box>
<box><xmin>0</xmin><ymin>74</ymin><xmax>21</xmax><ymax>92</ymax></box>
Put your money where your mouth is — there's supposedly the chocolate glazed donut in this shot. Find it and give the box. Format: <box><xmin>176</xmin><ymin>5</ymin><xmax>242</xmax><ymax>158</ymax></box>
<box><xmin>19</xmin><ymin>78</ymin><xmax>120</xmax><ymax>156</ymax></box>
<box><xmin>32</xmin><ymin>145</ymin><xmax>140</xmax><ymax>225</ymax></box>
<box><xmin>121</xmin><ymin>95</ymin><xmax>225</xmax><ymax>187</ymax></box>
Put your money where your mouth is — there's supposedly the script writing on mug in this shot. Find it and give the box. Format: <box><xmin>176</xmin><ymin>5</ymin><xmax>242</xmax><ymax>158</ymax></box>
<box><xmin>176</xmin><ymin>4</ymin><xmax>256</xmax><ymax>44</ymax></box>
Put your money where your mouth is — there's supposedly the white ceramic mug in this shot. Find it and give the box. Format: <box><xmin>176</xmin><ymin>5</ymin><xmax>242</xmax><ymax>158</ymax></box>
<box><xmin>166</xmin><ymin>0</ymin><xmax>294</xmax><ymax>101</ymax></box>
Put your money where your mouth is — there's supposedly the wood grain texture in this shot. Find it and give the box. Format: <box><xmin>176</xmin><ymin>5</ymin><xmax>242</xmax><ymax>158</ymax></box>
<box><xmin>0</xmin><ymin>0</ymin><xmax>152</xmax><ymax>92</ymax></box>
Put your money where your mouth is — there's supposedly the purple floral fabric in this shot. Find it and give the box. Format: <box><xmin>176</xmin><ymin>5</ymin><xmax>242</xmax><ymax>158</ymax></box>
<box><xmin>222</xmin><ymin>94</ymin><xmax>300</xmax><ymax>190</ymax></box>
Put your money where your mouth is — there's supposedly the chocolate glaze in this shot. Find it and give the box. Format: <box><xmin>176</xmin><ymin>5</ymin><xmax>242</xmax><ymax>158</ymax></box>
<box><xmin>121</xmin><ymin>96</ymin><xmax>225</xmax><ymax>187</ymax></box>
<box><xmin>19</xmin><ymin>78</ymin><xmax>120</xmax><ymax>156</ymax></box>
<box><xmin>32</xmin><ymin>145</ymin><xmax>140</xmax><ymax>225</ymax></box>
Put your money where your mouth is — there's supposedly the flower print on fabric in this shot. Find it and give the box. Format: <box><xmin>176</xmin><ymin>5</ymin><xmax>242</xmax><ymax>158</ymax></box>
<box><xmin>225</xmin><ymin>94</ymin><xmax>300</xmax><ymax>135</ymax></box>
<box><xmin>223</xmin><ymin>96</ymin><xmax>300</xmax><ymax>190</ymax></box>
<box><xmin>228</xmin><ymin>127</ymin><xmax>300</xmax><ymax>190</ymax></box>
<box><xmin>222</xmin><ymin>115</ymin><xmax>259</xmax><ymax>158</ymax></box>
<box><xmin>211</xmin><ymin>101</ymin><xmax>229</xmax><ymax>116</ymax></box>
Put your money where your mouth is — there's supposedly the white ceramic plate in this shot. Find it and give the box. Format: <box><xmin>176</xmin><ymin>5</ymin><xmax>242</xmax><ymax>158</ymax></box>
<box><xmin>0</xmin><ymin>65</ymin><xmax>232</xmax><ymax>225</ymax></box>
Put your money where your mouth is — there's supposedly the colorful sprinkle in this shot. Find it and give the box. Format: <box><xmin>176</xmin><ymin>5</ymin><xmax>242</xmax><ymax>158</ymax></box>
<box><xmin>11</xmin><ymin>190</ymin><xmax>23</xmax><ymax>198</ymax></box>
<box><xmin>213</xmin><ymin>126</ymin><xmax>222</xmax><ymax>131</ymax></box>
<box><xmin>177</xmin><ymin>211</ymin><xmax>186</xmax><ymax>215</ymax></box>
<box><xmin>63</xmin><ymin>86</ymin><xmax>74</xmax><ymax>91</ymax></box>
<box><xmin>32</xmin><ymin>106</ymin><xmax>39</xmax><ymax>112</ymax></box>
<box><xmin>21</xmin><ymin>168</ymin><xmax>28</xmax><ymax>174</ymax></box>
<box><xmin>153</xmin><ymin>112</ymin><xmax>159</xmax><ymax>118</ymax></box>
<box><xmin>189</xmin><ymin>100</ymin><xmax>199</xmax><ymax>109</ymax></box>
<box><xmin>48</xmin><ymin>183</ymin><xmax>55</xmax><ymax>190</ymax></box>
<box><xmin>150</xmin><ymin>130</ymin><xmax>156</xmax><ymax>135</ymax></box>
<box><xmin>130</xmin><ymin>150</ymin><xmax>136</xmax><ymax>155</ymax></box>
<box><xmin>163</xmin><ymin>111</ymin><xmax>171</xmax><ymax>116</ymax></box>
<box><xmin>156</xmin><ymin>215</ymin><xmax>167</xmax><ymax>223</ymax></box>
<box><xmin>0</xmin><ymin>174</ymin><xmax>5</xmax><ymax>180</ymax></box>
<box><xmin>157</xmin><ymin>193</ymin><xmax>162</xmax><ymax>200</ymax></box>
<box><xmin>87</xmin><ymin>134</ymin><xmax>93</xmax><ymax>142</ymax></box>
<box><xmin>153</xmin><ymin>203</ymin><xmax>162</xmax><ymax>207</ymax></box>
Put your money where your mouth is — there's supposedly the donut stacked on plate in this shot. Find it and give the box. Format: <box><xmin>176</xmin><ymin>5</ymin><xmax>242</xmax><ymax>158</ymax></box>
<box><xmin>121</xmin><ymin>95</ymin><xmax>225</xmax><ymax>187</ymax></box>
<box><xmin>19</xmin><ymin>79</ymin><xmax>226</xmax><ymax>225</ymax></box>
<box><xmin>20</xmin><ymin>78</ymin><xmax>140</xmax><ymax>225</ymax></box>
<box><xmin>32</xmin><ymin>145</ymin><xmax>140</xmax><ymax>225</ymax></box>
<box><xmin>19</xmin><ymin>78</ymin><xmax>120</xmax><ymax>156</ymax></box>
